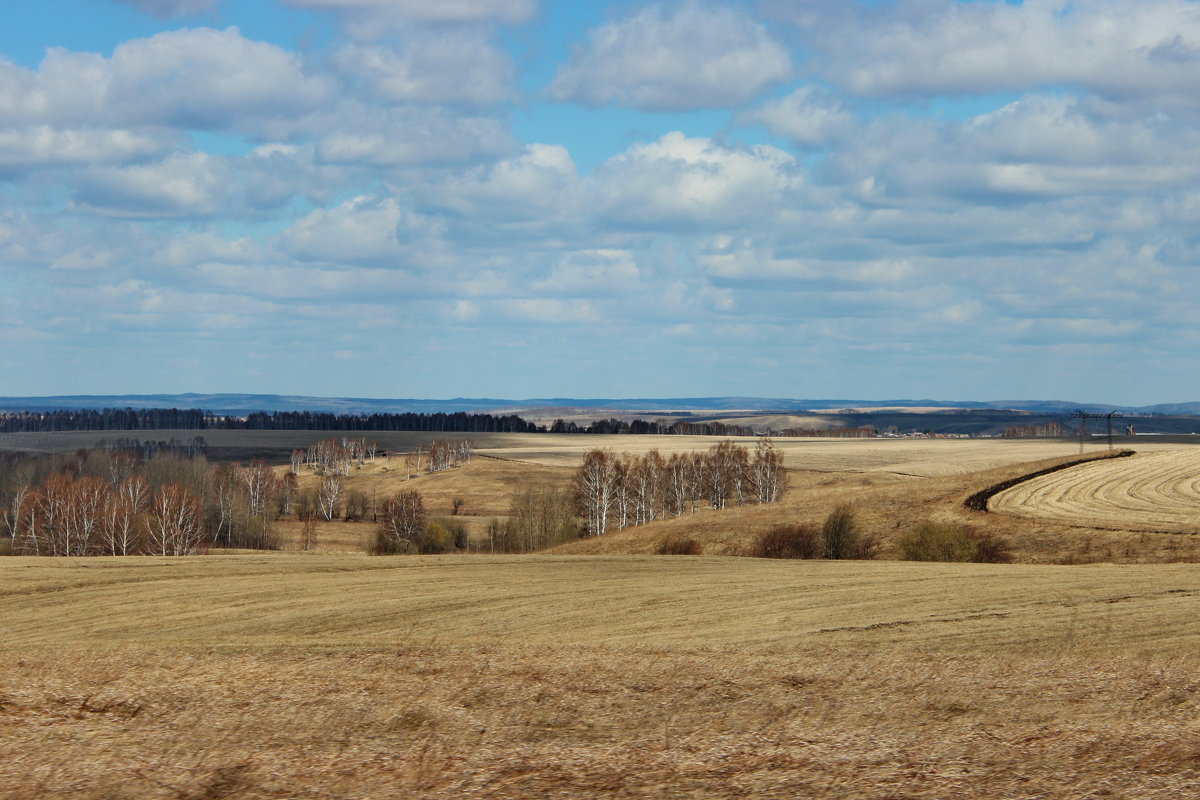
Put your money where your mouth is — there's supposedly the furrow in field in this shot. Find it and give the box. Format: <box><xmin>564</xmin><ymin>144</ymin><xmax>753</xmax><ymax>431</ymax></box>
<box><xmin>990</xmin><ymin>450</ymin><xmax>1200</xmax><ymax>532</ymax></box>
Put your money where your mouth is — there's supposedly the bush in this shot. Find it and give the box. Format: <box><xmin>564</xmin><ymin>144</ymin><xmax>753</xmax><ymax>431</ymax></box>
<box><xmin>370</xmin><ymin>528</ymin><xmax>412</xmax><ymax>555</ymax></box>
<box><xmin>971</xmin><ymin>529</ymin><xmax>1012</xmax><ymax>563</ymax></box>
<box><xmin>418</xmin><ymin>521</ymin><xmax>453</xmax><ymax>554</ymax></box>
<box><xmin>657</xmin><ymin>535</ymin><xmax>702</xmax><ymax>555</ymax></box>
<box><xmin>897</xmin><ymin>522</ymin><xmax>1012</xmax><ymax>563</ymax></box>
<box><xmin>752</xmin><ymin>524</ymin><xmax>820</xmax><ymax>559</ymax></box>
<box><xmin>823</xmin><ymin>505</ymin><xmax>872</xmax><ymax>559</ymax></box>
<box><xmin>897</xmin><ymin>522</ymin><xmax>977</xmax><ymax>562</ymax></box>
<box><xmin>432</xmin><ymin>517</ymin><xmax>469</xmax><ymax>550</ymax></box>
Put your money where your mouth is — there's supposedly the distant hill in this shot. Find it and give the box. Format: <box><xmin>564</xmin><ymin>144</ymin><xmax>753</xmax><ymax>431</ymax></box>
<box><xmin>1</xmin><ymin>393</ymin><xmax>1198</xmax><ymax>416</ymax></box>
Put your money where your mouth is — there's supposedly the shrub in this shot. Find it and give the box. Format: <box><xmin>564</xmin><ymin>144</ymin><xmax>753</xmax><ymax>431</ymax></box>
<box><xmin>370</xmin><ymin>528</ymin><xmax>411</xmax><ymax>555</ymax></box>
<box><xmin>418</xmin><ymin>522</ymin><xmax>452</xmax><ymax>554</ymax></box>
<box><xmin>823</xmin><ymin>505</ymin><xmax>870</xmax><ymax>559</ymax></box>
<box><xmin>897</xmin><ymin>523</ymin><xmax>977</xmax><ymax>562</ymax></box>
<box><xmin>432</xmin><ymin>517</ymin><xmax>470</xmax><ymax>550</ymax></box>
<box><xmin>657</xmin><ymin>535</ymin><xmax>702</xmax><ymax>555</ymax></box>
<box><xmin>752</xmin><ymin>524</ymin><xmax>821</xmax><ymax>559</ymax></box>
<box><xmin>970</xmin><ymin>529</ymin><xmax>1012</xmax><ymax>563</ymax></box>
<box><xmin>898</xmin><ymin>522</ymin><xmax>1013</xmax><ymax>563</ymax></box>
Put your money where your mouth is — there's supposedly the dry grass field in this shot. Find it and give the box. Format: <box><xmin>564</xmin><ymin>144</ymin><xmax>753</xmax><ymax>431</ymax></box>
<box><xmin>473</xmin><ymin>433</ymin><xmax>1141</xmax><ymax>475</ymax></box>
<box><xmin>7</xmin><ymin>435</ymin><xmax>1200</xmax><ymax>797</ymax></box>
<box><xmin>990</xmin><ymin>448</ymin><xmax>1200</xmax><ymax>534</ymax></box>
<box><xmin>3</xmin><ymin>428</ymin><xmax>1163</xmax><ymax>475</ymax></box>
<box><xmin>4</xmin><ymin>555</ymin><xmax>1200</xmax><ymax>799</ymax></box>
<box><xmin>7</xmin><ymin>430</ymin><xmax>1199</xmax><ymax>562</ymax></box>
<box><xmin>242</xmin><ymin>437</ymin><xmax>1200</xmax><ymax>563</ymax></box>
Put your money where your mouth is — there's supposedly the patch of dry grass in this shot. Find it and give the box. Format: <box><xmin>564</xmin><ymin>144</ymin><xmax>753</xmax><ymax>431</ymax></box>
<box><xmin>287</xmin><ymin>454</ymin><xmax>572</xmax><ymax>519</ymax></box>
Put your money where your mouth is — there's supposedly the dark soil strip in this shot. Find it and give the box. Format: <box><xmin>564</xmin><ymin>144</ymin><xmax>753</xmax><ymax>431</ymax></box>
<box><xmin>964</xmin><ymin>450</ymin><xmax>1136</xmax><ymax>512</ymax></box>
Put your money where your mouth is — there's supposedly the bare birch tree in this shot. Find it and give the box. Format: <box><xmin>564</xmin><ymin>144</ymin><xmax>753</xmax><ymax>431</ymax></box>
<box><xmin>318</xmin><ymin>475</ymin><xmax>342</xmax><ymax>522</ymax></box>
<box><xmin>378</xmin><ymin>489</ymin><xmax>425</xmax><ymax>553</ymax></box>
<box><xmin>148</xmin><ymin>482</ymin><xmax>204</xmax><ymax>556</ymax></box>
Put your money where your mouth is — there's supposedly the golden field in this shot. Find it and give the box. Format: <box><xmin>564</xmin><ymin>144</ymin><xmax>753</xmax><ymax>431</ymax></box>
<box><xmin>5</xmin><ymin>434</ymin><xmax>1200</xmax><ymax>797</ymax></box>
<box><xmin>991</xmin><ymin>448</ymin><xmax>1200</xmax><ymax>533</ymax></box>
<box><xmin>4</xmin><ymin>555</ymin><xmax>1200</xmax><ymax>799</ymax></box>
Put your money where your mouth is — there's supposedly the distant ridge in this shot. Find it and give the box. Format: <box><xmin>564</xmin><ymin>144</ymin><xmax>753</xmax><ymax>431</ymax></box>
<box><xmin>1</xmin><ymin>394</ymin><xmax>1197</xmax><ymax>416</ymax></box>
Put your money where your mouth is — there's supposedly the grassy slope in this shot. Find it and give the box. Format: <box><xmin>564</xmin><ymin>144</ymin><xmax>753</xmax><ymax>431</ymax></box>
<box><xmin>268</xmin><ymin>441</ymin><xmax>1200</xmax><ymax>563</ymax></box>
<box><xmin>549</xmin><ymin>452</ymin><xmax>1200</xmax><ymax>564</ymax></box>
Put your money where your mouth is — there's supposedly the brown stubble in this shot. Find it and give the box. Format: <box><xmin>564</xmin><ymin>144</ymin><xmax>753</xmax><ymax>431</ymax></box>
<box><xmin>5</xmin><ymin>556</ymin><xmax>1200</xmax><ymax>798</ymax></box>
<box><xmin>4</xmin><ymin>644</ymin><xmax>1200</xmax><ymax>799</ymax></box>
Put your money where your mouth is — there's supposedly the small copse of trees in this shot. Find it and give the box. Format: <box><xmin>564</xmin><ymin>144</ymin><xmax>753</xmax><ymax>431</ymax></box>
<box><xmin>0</xmin><ymin>449</ymin><xmax>284</xmax><ymax>556</ymax></box>
<box><xmin>573</xmin><ymin>439</ymin><xmax>786</xmax><ymax>536</ymax></box>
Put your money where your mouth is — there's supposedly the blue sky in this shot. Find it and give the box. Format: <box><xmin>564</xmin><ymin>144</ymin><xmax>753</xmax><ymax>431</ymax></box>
<box><xmin>2</xmin><ymin>0</ymin><xmax>1199</xmax><ymax>404</ymax></box>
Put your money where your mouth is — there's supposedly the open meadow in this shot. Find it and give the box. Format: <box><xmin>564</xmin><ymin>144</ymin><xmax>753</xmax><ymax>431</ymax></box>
<box><xmin>5</xmin><ymin>432</ymin><xmax>1200</xmax><ymax>797</ymax></box>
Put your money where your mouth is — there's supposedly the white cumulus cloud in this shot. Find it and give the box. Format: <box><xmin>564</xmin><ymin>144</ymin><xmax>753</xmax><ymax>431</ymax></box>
<box><xmin>775</xmin><ymin>0</ymin><xmax>1200</xmax><ymax>108</ymax></box>
<box><xmin>333</xmin><ymin>37</ymin><xmax>514</xmax><ymax>106</ymax></box>
<box><xmin>743</xmin><ymin>86</ymin><xmax>852</xmax><ymax>148</ymax></box>
<box><xmin>591</xmin><ymin>132</ymin><xmax>800</xmax><ymax>228</ymax></box>
<box><xmin>549</xmin><ymin>1</ymin><xmax>791</xmax><ymax>111</ymax></box>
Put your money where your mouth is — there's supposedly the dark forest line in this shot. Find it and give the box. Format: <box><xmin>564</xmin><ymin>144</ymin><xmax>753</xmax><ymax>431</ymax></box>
<box><xmin>0</xmin><ymin>408</ymin><xmax>752</xmax><ymax>437</ymax></box>
<box><xmin>0</xmin><ymin>408</ymin><xmax>538</xmax><ymax>434</ymax></box>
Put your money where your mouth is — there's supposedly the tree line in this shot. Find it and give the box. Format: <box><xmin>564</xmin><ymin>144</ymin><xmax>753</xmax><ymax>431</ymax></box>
<box><xmin>572</xmin><ymin>439</ymin><xmax>786</xmax><ymax>536</ymax></box>
<box><xmin>0</xmin><ymin>409</ymin><xmax>537</xmax><ymax>434</ymax></box>
<box><xmin>775</xmin><ymin>425</ymin><xmax>877</xmax><ymax>438</ymax></box>
<box><xmin>548</xmin><ymin>418</ymin><xmax>755</xmax><ymax>436</ymax></box>
<box><xmin>1004</xmin><ymin>422</ymin><xmax>1065</xmax><ymax>438</ymax></box>
<box><xmin>4</xmin><ymin>408</ymin><xmax>784</xmax><ymax>437</ymax></box>
<box><xmin>239</xmin><ymin>411</ymin><xmax>535</xmax><ymax>433</ymax></box>
<box><xmin>0</xmin><ymin>449</ymin><xmax>287</xmax><ymax>556</ymax></box>
<box><xmin>0</xmin><ymin>408</ymin><xmax>210</xmax><ymax>432</ymax></box>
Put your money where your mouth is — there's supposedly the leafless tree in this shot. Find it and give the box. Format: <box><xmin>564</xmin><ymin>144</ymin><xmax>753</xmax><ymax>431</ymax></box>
<box><xmin>147</xmin><ymin>482</ymin><xmax>204</xmax><ymax>556</ymax></box>
<box><xmin>238</xmin><ymin>460</ymin><xmax>277</xmax><ymax>521</ymax></box>
<box><xmin>573</xmin><ymin>449</ymin><xmax>618</xmax><ymax>536</ymax></box>
<box><xmin>378</xmin><ymin>489</ymin><xmax>425</xmax><ymax>552</ymax></box>
<box><xmin>318</xmin><ymin>475</ymin><xmax>343</xmax><ymax>522</ymax></box>
<box><xmin>750</xmin><ymin>437</ymin><xmax>787</xmax><ymax>504</ymax></box>
<box><xmin>105</xmin><ymin>474</ymin><xmax>149</xmax><ymax>555</ymax></box>
<box><xmin>1</xmin><ymin>483</ymin><xmax>30</xmax><ymax>552</ymax></box>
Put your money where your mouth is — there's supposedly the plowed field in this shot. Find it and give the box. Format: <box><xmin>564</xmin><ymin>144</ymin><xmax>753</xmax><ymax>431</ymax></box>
<box><xmin>990</xmin><ymin>448</ymin><xmax>1200</xmax><ymax>532</ymax></box>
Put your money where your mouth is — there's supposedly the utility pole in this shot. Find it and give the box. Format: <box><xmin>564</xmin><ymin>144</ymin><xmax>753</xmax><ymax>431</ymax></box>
<box><xmin>1070</xmin><ymin>410</ymin><xmax>1109</xmax><ymax>454</ymax></box>
<box><xmin>1105</xmin><ymin>411</ymin><xmax>1125</xmax><ymax>450</ymax></box>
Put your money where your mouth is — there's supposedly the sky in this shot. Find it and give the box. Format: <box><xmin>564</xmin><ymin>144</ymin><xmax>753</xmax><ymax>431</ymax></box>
<box><xmin>2</xmin><ymin>0</ymin><xmax>1199</xmax><ymax>404</ymax></box>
